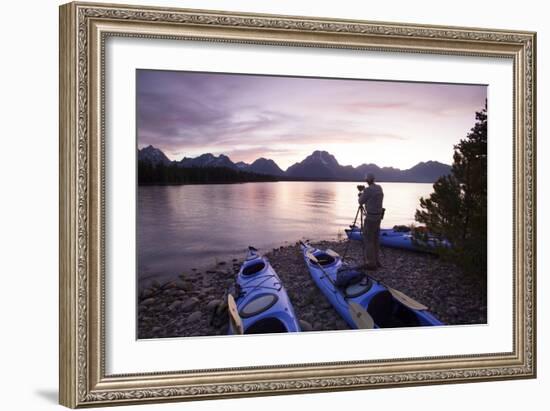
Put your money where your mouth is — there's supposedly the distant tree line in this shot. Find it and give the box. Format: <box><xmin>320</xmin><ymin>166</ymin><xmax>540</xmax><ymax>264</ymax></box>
<box><xmin>138</xmin><ymin>161</ymin><xmax>279</xmax><ymax>185</ymax></box>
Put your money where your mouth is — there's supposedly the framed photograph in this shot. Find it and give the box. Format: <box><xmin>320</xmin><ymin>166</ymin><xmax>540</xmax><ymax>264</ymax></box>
<box><xmin>59</xmin><ymin>2</ymin><xmax>537</xmax><ymax>408</ymax></box>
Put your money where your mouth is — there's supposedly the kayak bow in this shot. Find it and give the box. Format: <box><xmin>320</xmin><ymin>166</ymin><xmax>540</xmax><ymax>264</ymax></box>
<box><xmin>229</xmin><ymin>247</ymin><xmax>301</xmax><ymax>334</ymax></box>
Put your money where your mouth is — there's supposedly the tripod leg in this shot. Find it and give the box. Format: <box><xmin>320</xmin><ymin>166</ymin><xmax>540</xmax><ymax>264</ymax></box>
<box><xmin>360</xmin><ymin>208</ymin><xmax>367</xmax><ymax>267</ymax></box>
<box><xmin>342</xmin><ymin>205</ymin><xmax>363</xmax><ymax>262</ymax></box>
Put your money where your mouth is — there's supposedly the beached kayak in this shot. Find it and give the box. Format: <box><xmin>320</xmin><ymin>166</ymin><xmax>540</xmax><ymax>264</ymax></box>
<box><xmin>300</xmin><ymin>242</ymin><xmax>443</xmax><ymax>329</ymax></box>
<box><xmin>228</xmin><ymin>247</ymin><xmax>301</xmax><ymax>334</ymax></box>
<box><xmin>345</xmin><ymin>225</ymin><xmax>450</xmax><ymax>252</ymax></box>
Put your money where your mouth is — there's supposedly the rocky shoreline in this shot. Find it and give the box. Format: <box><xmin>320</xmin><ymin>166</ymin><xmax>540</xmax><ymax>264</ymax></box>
<box><xmin>137</xmin><ymin>240</ymin><xmax>487</xmax><ymax>339</ymax></box>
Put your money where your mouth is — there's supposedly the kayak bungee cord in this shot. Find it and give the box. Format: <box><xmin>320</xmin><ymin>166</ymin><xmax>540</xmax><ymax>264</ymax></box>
<box><xmin>237</xmin><ymin>274</ymin><xmax>282</xmax><ymax>297</ymax></box>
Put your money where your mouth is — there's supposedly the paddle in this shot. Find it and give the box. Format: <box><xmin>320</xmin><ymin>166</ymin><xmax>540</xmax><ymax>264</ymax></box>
<box><xmin>325</xmin><ymin>249</ymin><xmax>340</xmax><ymax>259</ymax></box>
<box><xmin>227</xmin><ymin>294</ymin><xmax>244</xmax><ymax>335</ymax></box>
<box><xmin>385</xmin><ymin>287</ymin><xmax>428</xmax><ymax>311</ymax></box>
<box><xmin>349</xmin><ymin>302</ymin><xmax>375</xmax><ymax>329</ymax></box>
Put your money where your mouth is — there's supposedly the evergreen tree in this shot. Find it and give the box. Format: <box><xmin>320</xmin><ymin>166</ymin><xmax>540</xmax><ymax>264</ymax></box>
<box><xmin>415</xmin><ymin>103</ymin><xmax>487</xmax><ymax>276</ymax></box>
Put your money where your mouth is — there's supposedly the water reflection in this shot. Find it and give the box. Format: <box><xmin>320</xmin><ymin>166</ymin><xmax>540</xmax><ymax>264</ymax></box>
<box><xmin>304</xmin><ymin>186</ymin><xmax>336</xmax><ymax>210</ymax></box>
<box><xmin>138</xmin><ymin>181</ymin><xmax>434</xmax><ymax>283</ymax></box>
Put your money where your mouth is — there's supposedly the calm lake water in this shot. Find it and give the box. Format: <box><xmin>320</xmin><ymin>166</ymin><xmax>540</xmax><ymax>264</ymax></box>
<box><xmin>138</xmin><ymin>181</ymin><xmax>434</xmax><ymax>284</ymax></box>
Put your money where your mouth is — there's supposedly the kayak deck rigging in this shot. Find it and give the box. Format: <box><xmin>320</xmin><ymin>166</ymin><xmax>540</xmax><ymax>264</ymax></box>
<box><xmin>237</xmin><ymin>274</ymin><xmax>282</xmax><ymax>295</ymax></box>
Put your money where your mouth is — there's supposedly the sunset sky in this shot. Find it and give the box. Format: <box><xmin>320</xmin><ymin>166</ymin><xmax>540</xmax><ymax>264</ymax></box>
<box><xmin>137</xmin><ymin>69</ymin><xmax>487</xmax><ymax>170</ymax></box>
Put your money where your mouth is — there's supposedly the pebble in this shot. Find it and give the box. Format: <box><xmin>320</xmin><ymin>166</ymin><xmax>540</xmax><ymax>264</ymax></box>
<box><xmin>141</xmin><ymin>297</ymin><xmax>156</xmax><ymax>306</ymax></box>
<box><xmin>181</xmin><ymin>297</ymin><xmax>199</xmax><ymax>312</ymax></box>
<box><xmin>178</xmin><ymin>281</ymin><xmax>194</xmax><ymax>292</ymax></box>
<box><xmin>207</xmin><ymin>299</ymin><xmax>222</xmax><ymax>311</ymax></box>
<box><xmin>299</xmin><ymin>319</ymin><xmax>313</xmax><ymax>331</ymax></box>
<box><xmin>141</xmin><ymin>288</ymin><xmax>154</xmax><ymax>299</ymax></box>
<box><xmin>312</xmin><ymin>322</ymin><xmax>324</xmax><ymax>330</ymax></box>
<box><xmin>187</xmin><ymin>311</ymin><xmax>202</xmax><ymax>323</ymax></box>
<box><xmin>168</xmin><ymin>300</ymin><xmax>183</xmax><ymax>311</ymax></box>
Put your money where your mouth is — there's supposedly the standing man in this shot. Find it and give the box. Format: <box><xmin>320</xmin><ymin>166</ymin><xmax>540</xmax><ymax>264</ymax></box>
<box><xmin>358</xmin><ymin>173</ymin><xmax>384</xmax><ymax>270</ymax></box>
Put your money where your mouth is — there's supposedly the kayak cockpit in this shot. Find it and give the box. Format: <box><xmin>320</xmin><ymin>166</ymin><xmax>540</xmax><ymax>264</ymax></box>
<box><xmin>310</xmin><ymin>252</ymin><xmax>336</xmax><ymax>266</ymax></box>
<box><xmin>367</xmin><ymin>290</ymin><xmax>420</xmax><ymax>328</ymax></box>
<box><xmin>242</xmin><ymin>261</ymin><xmax>266</xmax><ymax>276</ymax></box>
<box><xmin>245</xmin><ymin>317</ymin><xmax>289</xmax><ymax>334</ymax></box>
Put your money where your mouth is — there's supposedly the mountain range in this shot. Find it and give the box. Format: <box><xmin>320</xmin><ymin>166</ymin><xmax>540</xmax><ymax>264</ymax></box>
<box><xmin>138</xmin><ymin>145</ymin><xmax>451</xmax><ymax>183</ymax></box>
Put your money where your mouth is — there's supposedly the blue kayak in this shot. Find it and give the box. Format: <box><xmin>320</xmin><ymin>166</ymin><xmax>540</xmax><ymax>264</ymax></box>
<box><xmin>229</xmin><ymin>247</ymin><xmax>301</xmax><ymax>334</ymax></box>
<box><xmin>300</xmin><ymin>242</ymin><xmax>443</xmax><ymax>329</ymax></box>
<box><xmin>345</xmin><ymin>225</ymin><xmax>450</xmax><ymax>252</ymax></box>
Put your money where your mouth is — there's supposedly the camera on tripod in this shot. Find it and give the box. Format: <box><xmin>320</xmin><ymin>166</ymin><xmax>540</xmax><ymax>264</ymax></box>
<box><xmin>356</xmin><ymin>185</ymin><xmax>365</xmax><ymax>196</ymax></box>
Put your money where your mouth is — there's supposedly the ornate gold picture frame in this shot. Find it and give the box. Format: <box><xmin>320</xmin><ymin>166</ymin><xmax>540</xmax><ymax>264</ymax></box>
<box><xmin>59</xmin><ymin>2</ymin><xmax>536</xmax><ymax>408</ymax></box>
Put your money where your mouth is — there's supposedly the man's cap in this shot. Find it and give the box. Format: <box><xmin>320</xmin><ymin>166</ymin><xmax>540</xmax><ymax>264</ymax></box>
<box><xmin>365</xmin><ymin>173</ymin><xmax>375</xmax><ymax>182</ymax></box>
